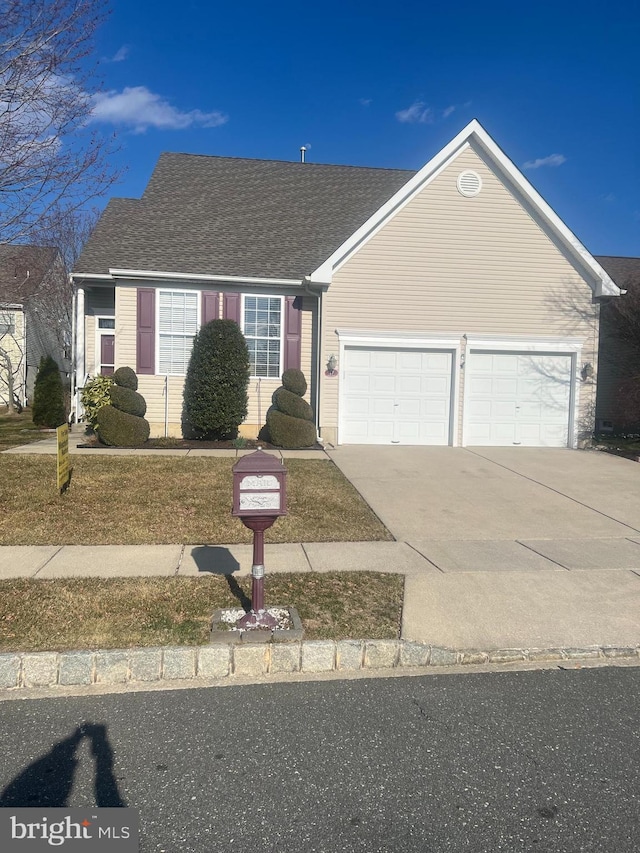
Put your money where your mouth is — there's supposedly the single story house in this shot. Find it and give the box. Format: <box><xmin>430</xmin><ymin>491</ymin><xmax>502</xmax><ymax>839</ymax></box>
<box><xmin>71</xmin><ymin>119</ymin><xmax>622</xmax><ymax>447</ymax></box>
<box><xmin>0</xmin><ymin>244</ymin><xmax>69</xmax><ymax>408</ymax></box>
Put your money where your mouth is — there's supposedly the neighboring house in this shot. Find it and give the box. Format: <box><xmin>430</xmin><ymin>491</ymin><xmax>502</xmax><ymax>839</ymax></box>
<box><xmin>71</xmin><ymin>119</ymin><xmax>621</xmax><ymax>447</ymax></box>
<box><xmin>0</xmin><ymin>244</ymin><xmax>69</xmax><ymax>408</ymax></box>
<box><xmin>593</xmin><ymin>255</ymin><xmax>640</xmax><ymax>433</ymax></box>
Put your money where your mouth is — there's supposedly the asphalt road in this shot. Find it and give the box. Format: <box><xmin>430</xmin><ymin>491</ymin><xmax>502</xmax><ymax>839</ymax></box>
<box><xmin>1</xmin><ymin>667</ymin><xmax>639</xmax><ymax>853</ymax></box>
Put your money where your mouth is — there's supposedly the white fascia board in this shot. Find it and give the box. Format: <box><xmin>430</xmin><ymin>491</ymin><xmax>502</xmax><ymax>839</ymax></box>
<box><xmin>310</xmin><ymin>118</ymin><xmax>620</xmax><ymax>298</ymax></box>
<box><xmin>108</xmin><ymin>268</ymin><xmax>303</xmax><ymax>288</ymax></box>
<box><xmin>465</xmin><ymin>335</ymin><xmax>584</xmax><ymax>353</ymax></box>
<box><xmin>0</xmin><ymin>302</ymin><xmax>23</xmax><ymax>310</ymax></box>
<box><xmin>70</xmin><ymin>272</ymin><xmax>114</xmax><ymax>283</ymax></box>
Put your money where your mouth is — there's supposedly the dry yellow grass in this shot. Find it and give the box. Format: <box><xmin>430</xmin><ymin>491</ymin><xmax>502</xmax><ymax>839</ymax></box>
<box><xmin>0</xmin><ymin>573</ymin><xmax>404</xmax><ymax>651</ymax></box>
<box><xmin>0</xmin><ymin>455</ymin><xmax>392</xmax><ymax>545</ymax></box>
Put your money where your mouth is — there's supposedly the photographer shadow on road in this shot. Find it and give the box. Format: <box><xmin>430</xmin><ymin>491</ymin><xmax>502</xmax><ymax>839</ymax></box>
<box><xmin>0</xmin><ymin>722</ymin><xmax>126</xmax><ymax>808</ymax></box>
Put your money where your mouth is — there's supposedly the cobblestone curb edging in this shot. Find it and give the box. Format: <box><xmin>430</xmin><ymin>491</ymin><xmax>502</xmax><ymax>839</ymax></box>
<box><xmin>1</xmin><ymin>641</ymin><xmax>638</xmax><ymax>690</ymax></box>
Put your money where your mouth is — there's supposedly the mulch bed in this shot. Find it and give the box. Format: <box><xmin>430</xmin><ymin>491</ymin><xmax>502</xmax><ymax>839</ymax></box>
<box><xmin>77</xmin><ymin>435</ymin><xmax>325</xmax><ymax>451</ymax></box>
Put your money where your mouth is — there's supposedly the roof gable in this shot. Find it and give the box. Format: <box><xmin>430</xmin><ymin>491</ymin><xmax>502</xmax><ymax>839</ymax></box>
<box><xmin>0</xmin><ymin>244</ymin><xmax>59</xmax><ymax>303</ymax></box>
<box><xmin>309</xmin><ymin>120</ymin><xmax>620</xmax><ymax>298</ymax></box>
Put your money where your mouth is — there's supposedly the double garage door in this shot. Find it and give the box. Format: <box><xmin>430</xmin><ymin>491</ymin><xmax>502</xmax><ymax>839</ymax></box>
<box><xmin>341</xmin><ymin>346</ymin><xmax>573</xmax><ymax>447</ymax></box>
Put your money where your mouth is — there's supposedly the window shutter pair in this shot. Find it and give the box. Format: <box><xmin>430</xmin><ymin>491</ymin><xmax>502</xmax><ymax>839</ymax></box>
<box><xmin>137</xmin><ymin>289</ymin><xmax>302</xmax><ymax>373</ymax></box>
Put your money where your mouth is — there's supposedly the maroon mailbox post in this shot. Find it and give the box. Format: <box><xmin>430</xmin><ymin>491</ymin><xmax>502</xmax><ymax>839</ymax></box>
<box><xmin>232</xmin><ymin>449</ymin><xmax>287</xmax><ymax>629</ymax></box>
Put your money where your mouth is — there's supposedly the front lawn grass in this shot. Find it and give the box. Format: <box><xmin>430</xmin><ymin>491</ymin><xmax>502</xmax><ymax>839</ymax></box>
<box><xmin>0</xmin><ymin>407</ymin><xmax>46</xmax><ymax>450</ymax></box>
<box><xmin>0</xmin><ymin>456</ymin><xmax>392</xmax><ymax>545</ymax></box>
<box><xmin>0</xmin><ymin>573</ymin><xmax>404</xmax><ymax>652</ymax></box>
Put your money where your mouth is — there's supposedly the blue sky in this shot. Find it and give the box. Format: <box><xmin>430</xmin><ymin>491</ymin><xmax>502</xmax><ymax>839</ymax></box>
<box><xmin>88</xmin><ymin>0</ymin><xmax>639</xmax><ymax>257</ymax></box>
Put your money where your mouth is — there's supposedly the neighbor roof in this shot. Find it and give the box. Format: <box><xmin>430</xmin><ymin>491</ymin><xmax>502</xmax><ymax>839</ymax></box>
<box><xmin>74</xmin><ymin>154</ymin><xmax>414</xmax><ymax>279</ymax></box>
<box><xmin>0</xmin><ymin>244</ymin><xmax>58</xmax><ymax>303</ymax></box>
<box><xmin>595</xmin><ymin>256</ymin><xmax>640</xmax><ymax>292</ymax></box>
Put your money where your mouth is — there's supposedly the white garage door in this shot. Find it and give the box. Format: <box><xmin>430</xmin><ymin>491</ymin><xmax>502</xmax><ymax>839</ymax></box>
<box><xmin>465</xmin><ymin>351</ymin><xmax>573</xmax><ymax>446</ymax></box>
<box><xmin>341</xmin><ymin>347</ymin><xmax>453</xmax><ymax>444</ymax></box>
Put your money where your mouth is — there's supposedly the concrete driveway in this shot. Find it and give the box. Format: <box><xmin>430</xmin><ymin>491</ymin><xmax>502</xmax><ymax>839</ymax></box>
<box><xmin>327</xmin><ymin>446</ymin><xmax>640</xmax><ymax>542</ymax></box>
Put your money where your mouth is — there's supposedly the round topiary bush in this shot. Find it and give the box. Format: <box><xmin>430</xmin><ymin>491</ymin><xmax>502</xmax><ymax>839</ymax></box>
<box><xmin>282</xmin><ymin>368</ymin><xmax>307</xmax><ymax>397</ymax></box>
<box><xmin>113</xmin><ymin>366</ymin><xmax>138</xmax><ymax>391</ymax></box>
<box><xmin>32</xmin><ymin>355</ymin><xmax>66</xmax><ymax>428</ymax></box>
<box><xmin>108</xmin><ymin>385</ymin><xmax>147</xmax><ymax>418</ymax></box>
<box><xmin>182</xmin><ymin>319</ymin><xmax>250</xmax><ymax>440</ymax></box>
<box><xmin>272</xmin><ymin>387</ymin><xmax>314</xmax><ymax>422</ymax></box>
<box><xmin>266</xmin><ymin>408</ymin><xmax>317</xmax><ymax>449</ymax></box>
<box><xmin>95</xmin><ymin>366</ymin><xmax>149</xmax><ymax>447</ymax></box>
<box><xmin>95</xmin><ymin>405</ymin><xmax>150</xmax><ymax>447</ymax></box>
<box><xmin>263</xmin><ymin>368</ymin><xmax>316</xmax><ymax>448</ymax></box>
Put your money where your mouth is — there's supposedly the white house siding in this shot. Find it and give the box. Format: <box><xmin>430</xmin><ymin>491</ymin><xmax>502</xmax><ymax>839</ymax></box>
<box><xmin>319</xmin><ymin>144</ymin><xmax>599</xmax><ymax>446</ymax></box>
<box><xmin>113</xmin><ymin>285</ymin><xmax>315</xmax><ymax>438</ymax></box>
<box><xmin>0</xmin><ymin>309</ymin><xmax>26</xmax><ymax>407</ymax></box>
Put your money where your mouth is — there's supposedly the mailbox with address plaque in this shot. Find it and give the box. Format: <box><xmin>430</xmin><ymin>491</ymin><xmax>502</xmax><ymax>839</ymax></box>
<box><xmin>232</xmin><ymin>449</ymin><xmax>287</xmax><ymax>629</ymax></box>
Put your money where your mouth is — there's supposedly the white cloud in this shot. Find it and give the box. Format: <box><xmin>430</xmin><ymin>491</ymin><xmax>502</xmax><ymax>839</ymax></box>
<box><xmin>111</xmin><ymin>45</ymin><xmax>130</xmax><ymax>62</ymax></box>
<box><xmin>523</xmin><ymin>153</ymin><xmax>567</xmax><ymax>169</ymax></box>
<box><xmin>395</xmin><ymin>101</ymin><xmax>434</xmax><ymax>124</ymax></box>
<box><xmin>443</xmin><ymin>105</ymin><xmax>456</xmax><ymax>118</ymax></box>
<box><xmin>359</xmin><ymin>98</ymin><xmax>372</xmax><ymax>107</ymax></box>
<box><xmin>90</xmin><ymin>86</ymin><xmax>228</xmax><ymax>132</ymax></box>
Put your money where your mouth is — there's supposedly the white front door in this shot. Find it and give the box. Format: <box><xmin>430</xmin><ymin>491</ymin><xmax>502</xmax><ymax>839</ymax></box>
<box><xmin>465</xmin><ymin>351</ymin><xmax>573</xmax><ymax>446</ymax></box>
<box><xmin>341</xmin><ymin>347</ymin><xmax>453</xmax><ymax>445</ymax></box>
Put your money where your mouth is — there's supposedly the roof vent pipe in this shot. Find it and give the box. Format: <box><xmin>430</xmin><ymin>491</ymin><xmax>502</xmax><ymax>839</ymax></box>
<box><xmin>300</xmin><ymin>146</ymin><xmax>306</xmax><ymax>163</ymax></box>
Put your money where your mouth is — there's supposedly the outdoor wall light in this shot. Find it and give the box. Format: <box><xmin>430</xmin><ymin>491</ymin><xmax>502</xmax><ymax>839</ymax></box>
<box><xmin>325</xmin><ymin>354</ymin><xmax>337</xmax><ymax>376</ymax></box>
<box><xmin>581</xmin><ymin>362</ymin><xmax>594</xmax><ymax>381</ymax></box>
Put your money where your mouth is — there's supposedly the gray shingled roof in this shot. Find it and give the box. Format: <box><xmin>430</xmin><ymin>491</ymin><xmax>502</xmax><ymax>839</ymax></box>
<box><xmin>74</xmin><ymin>154</ymin><xmax>414</xmax><ymax>279</ymax></box>
<box><xmin>0</xmin><ymin>244</ymin><xmax>58</xmax><ymax>303</ymax></box>
<box><xmin>595</xmin><ymin>256</ymin><xmax>640</xmax><ymax>291</ymax></box>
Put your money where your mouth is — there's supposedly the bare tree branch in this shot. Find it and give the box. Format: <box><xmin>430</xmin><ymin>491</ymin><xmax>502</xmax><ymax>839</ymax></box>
<box><xmin>0</xmin><ymin>0</ymin><xmax>119</xmax><ymax>243</ymax></box>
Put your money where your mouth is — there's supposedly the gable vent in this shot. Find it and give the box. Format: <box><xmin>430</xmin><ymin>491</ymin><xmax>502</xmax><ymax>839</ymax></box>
<box><xmin>457</xmin><ymin>170</ymin><xmax>482</xmax><ymax>197</ymax></box>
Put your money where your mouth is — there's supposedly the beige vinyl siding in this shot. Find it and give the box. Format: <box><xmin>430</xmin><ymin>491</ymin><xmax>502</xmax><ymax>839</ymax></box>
<box><xmin>114</xmin><ymin>286</ymin><xmax>315</xmax><ymax>437</ymax></box>
<box><xmin>320</xmin><ymin>143</ymin><xmax>599</xmax><ymax>445</ymax></box>
<box><xmin>0</xmin><ymin>309</ymin><xmax>26</xmax><ymax>405</ymax></box>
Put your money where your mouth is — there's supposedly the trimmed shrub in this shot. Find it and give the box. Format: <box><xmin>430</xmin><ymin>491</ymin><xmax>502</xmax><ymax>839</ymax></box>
<box><xmin>109</xmin><ymin>385</ymin><xmax>147</xmax><ymax>418</ymax></box>
<box><xmin>80</xmin><ymin>374</ymin><xmax>115</xmax><ymax>429</ymax></box>
<box><xmin>113</xmin><ymin>366</ymin><xmax>138</xmax><ymax>391</ymax></box>
<box><xmin>95</xmin><ymin>405</ymin><xmax>150</xmax><ymax>447</ymax></box>
<box><xmin>32</xmin><ymin>356</ymin><xmax>66</xmax><ymax>428</ymax></box>
<box><xmin>263</xmin><ymin>367</ymin><xmax>316</xmax><ymax>448</ymax></box>
<box><xmin>266</xmin><ymin>408</ymin><xmax>317</xmax><ymax>449</ymax></box>
<box><xmin>272</xmin><ymin>387</ymin><xmax>314</xmax><ymax>422</ymax></box>
<box><xmin>182</xmin><ymin>319</ymin><xmax>250</xmax><ymax>440</ymax></box>
<box><xmin>282</xmin><ymin>368</ymin><xmax>307</xmax><ymax>397</ymax></box>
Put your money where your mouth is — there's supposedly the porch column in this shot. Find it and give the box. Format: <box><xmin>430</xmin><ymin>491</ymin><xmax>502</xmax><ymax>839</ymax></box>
<box><xmin>74</xmin><ymin>284</ymin><xmax>85</xmax><ymax>421</ymax></box>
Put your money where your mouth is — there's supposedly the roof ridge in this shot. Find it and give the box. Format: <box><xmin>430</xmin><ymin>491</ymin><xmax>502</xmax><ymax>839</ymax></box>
<box><xmin>156</xmin><ymin>151</ymin><xmax>415</xmax><ymax>173</ymax></box>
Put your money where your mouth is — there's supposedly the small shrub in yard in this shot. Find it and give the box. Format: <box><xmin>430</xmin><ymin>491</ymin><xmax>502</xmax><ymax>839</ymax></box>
<box><xmin>96</xmin><ymin>367</ymin><xmax>150</xmax><ymax>446</ymax></box>
<box><xmin>263</xmin><ymin>369</ymin><xmax>316</xmax><ymax>448</ymax></box>
<box><xmin>182</xmin><ymin>319</ymin><xmax>250</xmax><ymax>440</ymax></box>
<box><xmin>32</xmin><ymin>356</ymin><xmax>66</xmax><ymax>428</ymax></box>
<box><xmin>80</xmin><ymin>374</ymin><xmax>114</xmax><ymax>429</ymax></box>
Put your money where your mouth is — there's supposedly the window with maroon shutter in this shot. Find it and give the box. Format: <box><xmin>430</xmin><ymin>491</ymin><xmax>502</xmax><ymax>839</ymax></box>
<box><xmin>136</xmin><ymin>288</ymin><xmax>155</xmax><ymax>374</ymax></box>
<box><xmin>284</xmin><ymin>295</ymin><xmax>302</xmax><ymax>372</ymax></box>
<box><xmin>242</xmin><ymin>295</ymin><xmax>283</xmax><ymax>378</ymax></box>
<box><xmin>223</xmin><ymin>292</ymin><xmax>241</xmax><ymax>323</ymax></box>
<box><xmin>202</xmin><ymin>291</ymin><xmax>219</xmax><ymax>324</ymax></box>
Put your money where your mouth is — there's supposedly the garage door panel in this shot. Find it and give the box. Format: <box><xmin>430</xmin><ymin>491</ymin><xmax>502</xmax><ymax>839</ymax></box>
<box><xmin>466</xmin><ymin>351</ymin><xmax>573</xmax><ymax>447</ymax></box>
<box><xmin>342</xmin><ymin>346</ymin><xmax>453</xmax><ymax>445</ymax></box>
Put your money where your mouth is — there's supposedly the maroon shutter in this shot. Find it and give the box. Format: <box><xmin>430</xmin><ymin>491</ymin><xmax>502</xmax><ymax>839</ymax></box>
<box><xmin>223</xmin><ymin>293</ymin><xmax>241</xmax><ymax>323</ymax></box>
<box><xmin>136</xmin><ymin>288</ymin><xmax>155</xmax><ymax>374</ymax></box>
<box><xmin>284</xmin><ymin>295</ymin><xmax>302</xmax><ymax>371</ymax></box>
<box><xmin>202</xmin><ymin>291</ymin><xmax>219</xmax><ymax>324</ymax></box>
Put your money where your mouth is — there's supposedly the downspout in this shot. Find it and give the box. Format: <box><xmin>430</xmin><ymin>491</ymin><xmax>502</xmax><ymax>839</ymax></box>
<box><xmin>303</xmin><ymin>277</ymin><xmax>323</xmax><ymax>441</ymax></box>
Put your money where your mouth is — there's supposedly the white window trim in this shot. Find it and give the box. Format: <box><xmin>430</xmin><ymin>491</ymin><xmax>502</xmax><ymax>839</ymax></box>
<box><xmin>461</xmin><ymin>337</ymin><xmax>583</xmax><ymax>449</ymax></box>
<box><xmin>94</xmin><ymin>315</ymin><xmax>116</xmax><ymax>375</ymax></box>
<box><xmin>335</xmin><ymin>330</ymin><xmax>462</xmax><ymax>447</ymax></box>
<box><xmin>241</xmin><ymin>293</ymin><xmax>284</xmax><ymax>380</ymax></box>
<box><xmin>156</xmin><ymin>288</ymin><xmax>201</xmax><ymax>376</ymax></box>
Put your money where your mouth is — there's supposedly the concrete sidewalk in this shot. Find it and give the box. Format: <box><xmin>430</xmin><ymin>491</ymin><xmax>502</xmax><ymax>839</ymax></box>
<box><xmin>1</xmin><ymin>540</ymin><xmax>638</xmax><ymax>652</ymax></box>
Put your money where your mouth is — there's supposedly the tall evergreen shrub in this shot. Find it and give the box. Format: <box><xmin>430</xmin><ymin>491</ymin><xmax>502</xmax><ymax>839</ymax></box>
<box><xmin>32</xmin><ymin>356</ymin><xmax>66</xmax><ymax>428</ymax></box>
<box><xmin>182</xmin><ymin>320</ymin><xmax>250</xmax><ymax>440</ymax></box>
